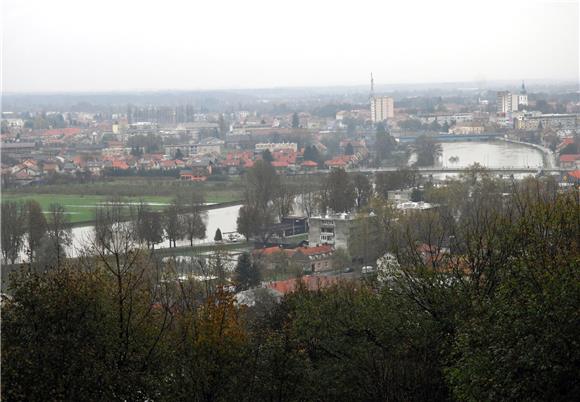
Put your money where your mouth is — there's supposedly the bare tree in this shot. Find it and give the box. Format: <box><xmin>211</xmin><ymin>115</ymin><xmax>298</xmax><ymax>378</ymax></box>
<box><xmin>164</xmin><ymin>199</ymin><xmax>185</xmax><ymax>248</ymax></box>
<box><xmin>179</xmin><ymin>190</ymin><xmax>207</xmax><ymax>246</ymax></box>
<box><xmin>1</xmin><ymin>201</ymin><xmax>25</xmax><ymax>264</ymax></box>
<box><xmin>135</xmin><ymin>202</ymin><xmax>163</xmax><ymax>250</ymax></box>
<box><xmin>24</xmin><ymin>200</ymin><xmax>47</xmax><ymax>263</ymax></box>
<box><xmin>45</xmin><ymin>203</ymin><xmax>72</xmax><ymax>267</ymax></box>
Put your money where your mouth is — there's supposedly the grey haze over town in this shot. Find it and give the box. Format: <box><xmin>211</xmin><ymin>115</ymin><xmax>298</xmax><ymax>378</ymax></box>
<box><xmin>1</xmin><ymin>1</ymin><xmax>579</xmax><ymax>401</ymax></box>
<box><xmin>2</xmin><ymin>0</ymin><xmax>579</xmax><ymax>92</ymax></box>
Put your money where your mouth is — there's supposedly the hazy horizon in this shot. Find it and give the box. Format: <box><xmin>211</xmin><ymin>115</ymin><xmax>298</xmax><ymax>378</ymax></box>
<box><xmin>2</xmin><ymin>0</ymin><xmax>579</xmax><ymax>93</ymax></box>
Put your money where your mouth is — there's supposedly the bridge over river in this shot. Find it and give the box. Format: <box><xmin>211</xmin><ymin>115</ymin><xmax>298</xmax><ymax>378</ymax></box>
<box><xmin>395</xmin><ymin>133</ymin><xmax>502</xmax><ymax>143</ymax></box>
<box><xmin>350</xmin><ymin>166</ymin><xmax>566</xmax><ymax>175</ymax></box>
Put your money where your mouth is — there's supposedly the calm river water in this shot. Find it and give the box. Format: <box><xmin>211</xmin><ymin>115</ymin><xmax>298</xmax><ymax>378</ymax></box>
<box><xmin>437</xmin><ymin>141</ymin><xmax>544</xmax><ymax>168</ymax></box>
<box><xmin>64</xmin><ymin>141</ymin><xmax>544</xmax><ymax>255</ymax></box>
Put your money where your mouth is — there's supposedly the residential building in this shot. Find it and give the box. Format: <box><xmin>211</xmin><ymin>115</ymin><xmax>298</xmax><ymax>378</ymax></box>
<box><xmin>191</xmin><ymin>137</ymin><xmax>224</xmax><ymax>155</ymax></box>
<box><xmin>559</xmin><ymin>154</ymin><xmax>580</xmax><ymax>169</ymax></box>
<box><xmin>371</xmin><ymin>96</ymin><xmax>394</xmax><ymax>122</ymax></box>
<box><xmin>449</xmin><ymin>124</ymin><xmax>485</xmax><ymax>135</ymax></box>
<box><xmin>255</xmin><ymin>142</ymin><xmax>298</xmax><ymax>153</ymax></box>
<box><xmin>515</xmin><ymin>114</ymin><xmax>578</xmax><ymax>131</ymax></box>
<box><xmin>417</xmin><ymin>113</ymin><xmax>473</xmax><ymax>126</ymax></box>
<box><xmin>308</xmin><ymin>213</ymin><xmax>358</xmax><ymax>250</ymax></box>
<box><xmin>253</xmin><ymin>244</ymin><xmax>334</xmax><ymax>273</ymax></box>
<box><xmin>497</xmin><ymin>91</ymin><xmax>517</xmax><ymax>114</ymax></box>
<box><xmin>497</xmin><ymin>84</ymin><xmax>528</xmax><ymax>115</ymax></box>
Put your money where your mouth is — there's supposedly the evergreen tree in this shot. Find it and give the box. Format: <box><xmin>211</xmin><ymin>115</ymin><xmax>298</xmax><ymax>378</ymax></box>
<box><xmin>291</xmin><ymin>112</ymin><xmax>300</xmax><ymax>128</ymax></box>
<box><xmin>345</xmin><ymin>142</ymin><xmax>354</xmax><ymax>155</ymax></box>
<box><xmin>234</xmin><ymin>252</ymin><xmax>261</xmax><ymax>291</ymax></box>
<box><xmin>261</xmin><ymin>149</ymin><xmax>274</xmax><ymax>163</ymax></box>
<box><xmin>214</xmin><ymin>228</ymin><xmax>223</xmax><ymax>242</ymax></box>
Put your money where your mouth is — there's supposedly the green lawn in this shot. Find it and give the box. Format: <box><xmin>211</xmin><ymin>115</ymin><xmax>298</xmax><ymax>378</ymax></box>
<box><xmin>2</xmin><ymin>177</ymin><xmax>245</xmax><ymax>224</ymax></box>
<box><xmin>1</xmin><ymin>194</ymin><xmax>174</xmax><ymax>224</ymax></box>
<box><xmin>3</xmin><ymin>177</ymin><xmax>243</xmax><ymax>207</ymax></box>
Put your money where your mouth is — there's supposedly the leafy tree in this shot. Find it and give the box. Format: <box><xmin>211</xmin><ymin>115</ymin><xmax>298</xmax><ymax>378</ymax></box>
<box><xmin>1</xmin><ymin>201</ymin><xmax>25</xmax><ymax>264</ymax></box>
<box><xmin>410</xmin><ymin>188</ymin><xmax>423</xmax><ymax>202</ymax></box>
<box><xmin>375</xmin><ymin>168</ymin><xmax>418</xmax><ymax>197</ymax></box>
<box><xmin>234</xmin><ymin>252</ymin><xmax>261</xmax><ymax>291</ymax></box>
<box><xmin>303</xmin><ymin>145</ymin><xmax>321</xmax><ymax>165</ymax></box>
<box><xmin>237</xmin><ymin>205</ymin><xmax>275</xmax><ymax>242</ymax></box>
<box><xmin>136</xmin><ymin>203</ymin><xmax>163</xmax><ymax>249</ymax></box>
<box><xmin>273</xmin><ymin>186</ymin><xmax>294</xmax><ymax>220</ymax></box>
<box><xmin>261</xmin><ymin>148</ymin><xmax>274</xmax><ymax>163</ymax></box>
<box><xmin>43</xmin><ymin>203</ymin><xmax>71</xmax><ymax>267</ymax></box>
<box><xmin>352</xmin><ymin>173</ymin><xmax>373</xmax><ymax>208</ymax></box>
<box><xmin>344</xmin><ymin>142</ymin><xmax>354</xmax><ymax>155</ymax></box>
<box><xmin>319</xmin><ymin>168</ymin><xmax>355</xmax><ymax>213</ymax></box>
<box><xmin>24</xmin><ymin>200</ymin><xmax>47</xmax><ymax>263</ymax></box>
<box><xmin>2</xmin><ymin>261</ymin><xmax>172</xmax><ymax>401</ymax></box>
<box><xmin>346</xmin><ymin>120</ymin><xmax>357</xmax><ymax>136</ymax></box>
<box><xmin>376</xmin><ymin>122</ymin><xmax>387</xmax><ymax>134</ymax></box>
<box><xmin>218</xmin><ymin>113</ymin><xmax>228</xmax><ymax>138</ymax></box>
<box><xmin>348</xmin><ymin>214</ymin><xmax>383</xmax><ymax>265</ymax></box>
<box><xmin>291</xmin><ymin>112</ymin><xmax>299</xmax><ymax>128</ymax></box>
<box><xmin>283</xmin><ymin>284</ymin><xmax>448</xmax><ymax>401</ymax></box>
<box><xmin>130</xmin><ymin>146</ymin><xmax>143</xmax><ymax>157</ymax></box>
<box><xmin>398</xmin><ymin>118</ymin><xmax>423</xmax><ymax>131</ymax></box>
<box><xmin>412</xmin><ymin>135</ymin><xmax>443</xmax><ymax>167</ymax></box>
<box><xmin>164</xmin><ymin>199</ymin><xmax>185</xmax><ymax>248</ymax></box>
<box><xmin>331</xmin><ymin>247</ymin><xmax>351</xmax><ymax>271</ymax></box>
<box><xmin>174</xmin><ymin>148</ymin><xmax>184</xmax><ymax>160</ymax></box>
<box><xmin>167</xmin><ymin>288</ymin><xmax>251</xmax><ymax>401</ymax></box>
<box><xmin>237</xmin><ymin>160</ymin><xmax>280</xmax><ymax>241</ymax></box>
<box><xmin>429</xmin><ymin>120</ymin><xmax>441</xmax><ymax>131</ymax></box>
<box><xmin>375</xmin><ymin>131</ymin><xmax>397</xmax><ymax>163</ymax></box>
<box><xmin>178</xmin><ymin>190</ymin><xmax>207</xmax><ymax>246</ymax></box>
<box><xmin>445</xmin><ymin>189</ymin><xmax>580</xmax><ymax>401</ymax></box>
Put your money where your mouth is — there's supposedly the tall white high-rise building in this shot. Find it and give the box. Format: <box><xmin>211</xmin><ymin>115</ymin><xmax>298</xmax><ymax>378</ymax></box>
<box><xmin>497</xmin><ymin>91</ymin><xmax>516</xmax><ymax>114</ymax></box>
<box><xmin>497</xmin><ymin>82</ymin><xmax>528</xmax><ymax>114</ymax></box>
<box><xmin>371</xmin><ymin>96</ymin><xmax>394</xmax><ymax>122</ymax></box>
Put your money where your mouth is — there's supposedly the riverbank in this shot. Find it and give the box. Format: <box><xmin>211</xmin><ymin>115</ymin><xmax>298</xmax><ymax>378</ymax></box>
<box><xmin>498</xmin><ymin>137</ymin><xmax>556</xmax><ymax>168</ymax></box>
<box><xmin>1</xmin><ymin>193</ymin><xmax>243</xmax><ymax>226</ymax></box>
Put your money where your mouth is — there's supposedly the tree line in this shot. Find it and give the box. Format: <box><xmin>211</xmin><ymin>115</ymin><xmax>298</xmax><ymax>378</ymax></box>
<box><xmin>2</xmin><ymin>178</ymin><xmax>578</xmax><ymax>401</ymax></box>
<box><xmin>1</xmin><ymin>190</ymin><xmax>210</xmax><ymax>269</ymax></box>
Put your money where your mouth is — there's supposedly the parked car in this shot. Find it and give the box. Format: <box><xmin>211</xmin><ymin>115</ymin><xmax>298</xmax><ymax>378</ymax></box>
<box><xmin>361</xmin><ymin>265</ymin><xmax>375</xmax><ymax>274</ymax></box>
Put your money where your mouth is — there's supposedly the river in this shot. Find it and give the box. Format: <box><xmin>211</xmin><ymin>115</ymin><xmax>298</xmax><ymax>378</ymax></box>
<box><xmin>67</xmin><ymin>205</ymin><xmax>242</xmax><ymax>257</ymax></box>
<box><xmin>436</xmin><ymin>140</ymin><xmax>544</xmax><ymax>168</ymax></box>
<box><xmin>63</xmin><ymin>141</ymin><xmax>544</xmax><ymax>256</ymax></box>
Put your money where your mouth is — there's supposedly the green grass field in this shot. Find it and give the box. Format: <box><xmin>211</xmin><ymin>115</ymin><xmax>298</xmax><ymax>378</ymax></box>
<box><xmin>2</xmin><ymin>177</ymin><xmax>245</xmax><ymax>224</ymax></box>
<box><xmin>1</xmin><ymin>194</ymin><xmax>175</xmax><ymax>224</ymax></box>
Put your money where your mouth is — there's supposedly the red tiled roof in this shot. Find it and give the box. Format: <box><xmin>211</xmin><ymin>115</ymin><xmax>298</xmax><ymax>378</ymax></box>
<box><xmin>253</xmin><ymin>246</ymin><xmax>296</xmax><ymax>257</ymax></box>
<box><xmin>568</xmin><ymin>170</ymin><xmax>580</xmax><ymax>179</ymax></box>
<box><xmin>295</xmin><ymin>245</ymin><xmax>333</xmax><ymax>256</ymax></box>
<box><xmin>301</xmin><ymin>160</ymin><xmax>318</xmax><ymax>167</ymax></box>
<box><xmin>265</xmin><ymin>275</ymin><xmax>341</xmax><ymax>295</ymax></box>
<box><xmin>160</xmin><ymin>160</ymin><xmax>176</xmax><ymax>167</ymax></box>
<box><xmin>42</xmin><ymin>128</ymin><xmax>81</xmax><ymax>137</ymax></box>
<box><xmin>560</xmin><ymin>154</ymin><xmax>580</xmax><ymax>163</ymax></box>
<box><xmin>559</xmin><ymin>138</ymin><xmax>575</xmax><ymax>147</ymax></box>
<box><xmin>111</xmin><ymin>160</ymin><xmax>129</xmax><ymax>170</ymax></box>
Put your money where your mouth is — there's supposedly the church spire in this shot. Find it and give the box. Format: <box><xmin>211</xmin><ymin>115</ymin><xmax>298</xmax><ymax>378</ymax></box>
<box><xmin>521</xmin><ymin>80</ymin><xmax>527</xmax><ymax>94</ymax></box>
<box><xmin>370</xmin><ymin>72</ymin><xmax>375</xmax><ymax>99</ymax></box>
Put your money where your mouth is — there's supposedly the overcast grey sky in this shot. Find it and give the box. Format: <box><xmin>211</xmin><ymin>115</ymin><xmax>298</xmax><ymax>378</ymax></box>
<box><xmin>2</xmin><ymin>0</ymin><xmax>578</xmax><ymax>93</ymax></box>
